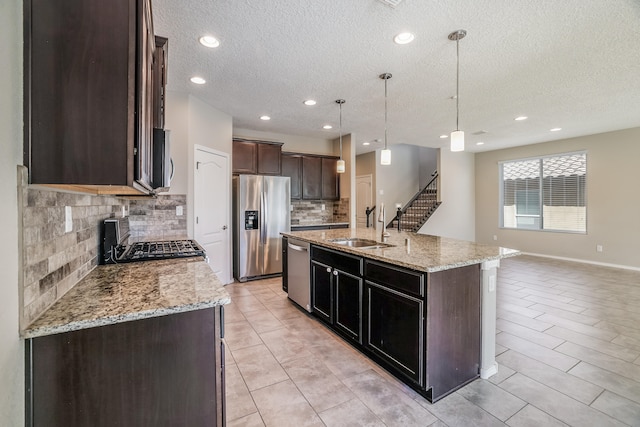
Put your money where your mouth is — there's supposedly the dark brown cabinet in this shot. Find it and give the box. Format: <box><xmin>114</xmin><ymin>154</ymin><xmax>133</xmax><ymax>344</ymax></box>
<box><xmin>364</xmin><ymin>263</ymin><xmax>424</xmax><ymax>387</ymax></box>
<box><xmin>295</xmin><ymin>245</ymin><xmax>481</xmax><ymax>403</ymax></box>
<box><xmin>232</xmin><ymin>139</ymin><xmax>283</xmax><ymax>175</ymax></box>
<box><xmin>25</xmin><ymin>307</ymin><xmax>226</xmax><ymax>427</ymax></box>
<box><xmin>302</xmin><ymin>156</ymin><xmax>322</xmax><ymax>199</ymax></box>
<box><xmin>281</xmin><ymin>154</ymin><xmax>302</xmax><ymax>199</ymax></box>
<box><xmin>24</xmin><ymin>0</ymin><xmax>164</xmax><ymax>195</ymax></box>
<box><xmin>321</xmin><ymin>157</ymin><xmax>339</xmax><ymax>200</ymax></box>
<box><xmin>311</xmin><ymin>246</ymin><xmax>363</xmax><ymax>344</ymax></box>
<box><xmin>281</xmin><ymin>152</ymin><xmax>340</xmax><ymax>200</ymax></box>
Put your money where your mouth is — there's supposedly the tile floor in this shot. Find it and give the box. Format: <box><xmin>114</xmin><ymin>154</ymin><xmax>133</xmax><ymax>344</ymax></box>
<box><xmin>223</xmin><ymin>255</ymin><xmax>640</xmax><ymax>426</ymax></box>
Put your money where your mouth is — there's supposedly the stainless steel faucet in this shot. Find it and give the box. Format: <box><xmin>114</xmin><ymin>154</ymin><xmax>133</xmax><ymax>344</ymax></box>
<box><xmin>378</xmin><ymin>203</ymin><xmax>390</xmax><ymax>242</ymax></box>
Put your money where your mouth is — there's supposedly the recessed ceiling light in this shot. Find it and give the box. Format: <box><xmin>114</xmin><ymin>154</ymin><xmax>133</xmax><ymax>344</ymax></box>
<box><xmin>550</xmin><ymin>127</ymin><xmax>562</xmax><ymax>132</ymax></box>
<box><xmin>363</xmin><ymin>142</ymin><xmax>370</xmax><ymax>146</ymax></box>
<box><xmin>394</xmin><ymin>32</ymin><xmax>415</xmax><ymax>45</ymax></box>
<box><xmin>515</xmin><ymin>116</ymin><xmax>528</xmax><ymax>121</ymax></box>
<box><xmin>260</xmin><ymin>115</ymin><xmax>271</xmax><ymax>121</ymax></box>
<box><xmin>440</xmin><ymin>134</ymin><xmax>448</xmax><ymax>139</ymax></box>
<box><xmin>476</xmin><ymin>142</ymin><xmax>485</xmax><ymax>145</ymax></box>
<box><xmin>190</xmin><ymin>76</ymin><xmax>206</xmax><ymax>84</ymax></box>
<box><xmin>323</xmin><ymin>124</ymin><xmax>332</xmax><ymax>129</ymax></box>
<box><xmin>199</xmin><ymin>35</ymin><xmax>220</xmax><ymax>48</ymax></box>
<box><xmin>303</xmin><ymin>100</ymin><xmax>317</xmax><ymax>106</ymax></box>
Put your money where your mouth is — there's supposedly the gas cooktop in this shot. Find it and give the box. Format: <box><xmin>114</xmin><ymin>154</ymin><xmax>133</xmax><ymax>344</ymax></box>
<box><xmin>102</xmin><ymin>218</ymin><xmax>206</xmax><ymax>264</ymax></box>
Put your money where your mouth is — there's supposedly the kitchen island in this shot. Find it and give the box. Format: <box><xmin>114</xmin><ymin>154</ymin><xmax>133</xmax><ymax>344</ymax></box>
<box><xmin>23</xmin><ymin>258</ymin><xmax>230</xmax><ymax>427</ymax></box>
<box><xmin>282</xmin><ymin>228</ymin><xmax>519</xmax><ymax>402</ymax></box>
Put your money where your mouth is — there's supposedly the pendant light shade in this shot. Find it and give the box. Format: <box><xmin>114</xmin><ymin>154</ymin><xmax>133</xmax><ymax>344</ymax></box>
<box><xmin>449</xmin><ymin>29</ymin><xmax>466</xmax><ymax>152</ymax></box>
<box><xmin>379</xmin><ymin>73</ymin><xmax>392</xmax><ymax>165</ymax></box>
<box><xmin>335</xmin><ymin>99</ymin><xmax>346</xmax><ymax>174</ymax></box>
<box><xmin>451</xmin><ymin>130</ymin><xmax>464</xmax><ymax>152</ymax></box>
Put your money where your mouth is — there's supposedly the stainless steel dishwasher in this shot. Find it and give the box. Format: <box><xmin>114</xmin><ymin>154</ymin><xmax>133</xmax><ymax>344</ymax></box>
<box><xmin>287</xmin><ymin>238</ymin><xmax>311</xmax><ymax>312</ymax></box>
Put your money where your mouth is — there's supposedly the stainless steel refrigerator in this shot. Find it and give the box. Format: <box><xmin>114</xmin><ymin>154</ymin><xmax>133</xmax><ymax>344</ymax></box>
<box><xmin>233</xmin><ymin>175</ymin><xmax>290</xmax><ymax>282</ymax></box>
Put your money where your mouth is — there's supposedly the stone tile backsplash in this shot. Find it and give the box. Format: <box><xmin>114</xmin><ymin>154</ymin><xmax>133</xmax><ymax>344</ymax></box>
<box><xmin>19</xmin><ymin>179</ymin><xmax>188</xmax><ymax>327</ymax></box>
<box><xmin>129</xmin><ymin>195</ymin><xmax>187</xmax><ymax>241</ymax></box>
<box><xmin>291</xmin><ymin>200</ymin><xmax>347</xmax><ymax>225</ymax></box>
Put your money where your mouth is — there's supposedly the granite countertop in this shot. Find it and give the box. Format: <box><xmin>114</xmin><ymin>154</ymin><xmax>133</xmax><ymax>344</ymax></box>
<box><xmin>282</xmin><ymin>228</ymin><xmax>520</xmax><ymax>273</ymax></box>
<box><xmin>23</xmin><ymin>258</ymin><xmax>230</xmax><ymax>339</ymax></box>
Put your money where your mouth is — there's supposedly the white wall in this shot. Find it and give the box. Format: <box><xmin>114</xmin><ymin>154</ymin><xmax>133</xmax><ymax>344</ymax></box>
<box><xmin>0</xmin><ymin>0</ymin><xmax>24</xmax><ymax>424</ymax></box>
<box><xmin>234</xmin><ymin>128</ymin><xmax>334</xmax><ymax>156</ymax></box>
<box><xmin>375</xmin><ymin>144</ymin><xmax>421</xmax><ymax>229</ymax></box>
<box><xmin>418</xmin><ymin>147</ymin><xmax>438</xmax><ymax>188</ymax></box>
<box><xmin>336</xmin><ymin>134</ymin><xmax>356</xmax><ymax>225</ymax></box>
<box><xmin>165</xmin><ymin>92</ymin><xmax>233</xmax><ymax>238</ymax></box>
<box><xmin>475</xmin><ymin>127</ymin><xmax>640</xmax><ymax>269</ymax></box>
<box><xmin>419</xmin><ymin>148</ymin><xmax>476</xmax><ymax>241</ymax></box>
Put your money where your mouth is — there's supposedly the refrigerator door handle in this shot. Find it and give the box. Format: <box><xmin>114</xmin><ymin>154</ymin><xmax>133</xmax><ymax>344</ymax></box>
<box><xmin>261</xmin><ymin>189</ymin><xmax>267</xmax><ymax>245</ymax></box>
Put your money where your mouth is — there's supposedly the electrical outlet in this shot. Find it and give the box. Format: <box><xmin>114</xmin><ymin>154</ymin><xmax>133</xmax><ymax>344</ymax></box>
<box><xmin>176</xmin><ymin>206</ymin><xmax>184</xmax><ymax>216</ymax></box>
<box><xmin>121</xmin><ymin>206</ymin><xmax>126</xmax><ymax>218</ymax></box>
<box><xmin>379</xmin><ymin>189</ymin><xmax>384</xmax><ymax>195</ymax></box>
<box><xmin>321</xmin><ymin>204</ymin><xmax>325</xmax><ymax>211</ymax></box>
<box><xmin>493</xmin><ymin>235</ymin><xmax>498</xmax><ymax>241</ymax></box>
<box><xmin>596</xmin><ymin>244</ymin><xmax>603</xmax><ymax>252</ymax></box>
<box><xmin>65</xmin><ymin>206</ymin><xmax>73</xmax><ymax>233</ymax></box>
<box><xmin>489</xmin><ymin>275</ymin><xmax>496</xmax><ymax>292</ymax></box>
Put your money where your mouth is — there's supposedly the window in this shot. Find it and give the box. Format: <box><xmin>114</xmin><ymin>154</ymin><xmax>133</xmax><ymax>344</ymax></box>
<box><xmin>500</xmin><ymin>152</ymin><xmax>586</xmax><ymax>233</ymax></box>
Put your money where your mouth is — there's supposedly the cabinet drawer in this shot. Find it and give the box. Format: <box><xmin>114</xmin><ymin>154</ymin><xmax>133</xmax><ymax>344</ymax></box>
<box><xmin>365</xmin><ymin>260</ymin><xmax>424</xmax><ymax>298</ymax></box>
<box><xmin>311</xmin><ymin>246</ymin><xmax>362</xmax><ymax>276</ymax></box>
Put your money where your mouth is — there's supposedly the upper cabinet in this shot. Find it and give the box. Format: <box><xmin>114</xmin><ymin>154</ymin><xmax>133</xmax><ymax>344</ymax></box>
<box><xmin>232</xmin><ymin>139</ymin><xmax>283</xmax><ymax>175</ymax></box>
<box><xmin>281</xmin><ymin>154</ymin><xmax>302</xmax><ymax>199</ymax></box>
<box><xmin>24</xmin><ymin>0</ymin><xmax>166</xmax><ymax>195</ymax></box>
<box><xmin>283</xmin><ymin>153</ymin><xmax>339</xmax><ymax>201</ymax></box>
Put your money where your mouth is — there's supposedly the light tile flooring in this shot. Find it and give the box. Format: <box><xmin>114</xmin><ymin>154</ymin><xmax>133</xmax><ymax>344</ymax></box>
<box><xmin>223</xmin><ymin>255</ymin><xmax>640</xmax><ymax>426</ymax></box>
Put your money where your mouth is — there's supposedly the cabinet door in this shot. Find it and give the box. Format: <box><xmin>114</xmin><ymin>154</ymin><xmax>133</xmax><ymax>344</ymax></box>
<box><xmin>281</xmin><ymin>154</ymin><xmax>302</xmax><ymax>199</ymax></box>
<box><xmin>365</xmin><ymin>281</ymin><xmax>423</xmax><ymax>386</ymax></box>
<box><xmin>232</xmin><ymin>140</ymin><xmax>257</xmax><ymax>174</ymax></box>
<box><xmin>135</xmin><ymin>0</ymin><xmax>154</xmax><ymax>190</ymax></box>
<box><xmin>321</xmin><ymin>157</ymin><xmax>339</xmax><ymax>200</ymax></box>
<box><xmin>311</xmin><ymin>261</ymin><xmax>333</xmax><ymax>324</ymax></box>
<box><xmin>302</xmin><ymin>156</ymin><xmax>322</xmax><ymax>199</ymax></box>
<box><xmin>257</xmin><ymin>143</ymin><xmax>282</xmax><ymax>175</ymax></box>
<box><xmin>335</xmin><ymin>271</ymin><xmax>362</xmax><ymax>343</ymax></box>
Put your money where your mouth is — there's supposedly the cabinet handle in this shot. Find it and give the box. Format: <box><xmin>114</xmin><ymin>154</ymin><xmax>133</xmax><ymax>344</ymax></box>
<box><xmin>333</xmin><ymin>270</ymin><xmax>338</xmax><ymax>276</ymax></box>
<box><xmin>326</xmin><ymin>267</ymin><xmax>332</xmax><ymax>273</ymax></box>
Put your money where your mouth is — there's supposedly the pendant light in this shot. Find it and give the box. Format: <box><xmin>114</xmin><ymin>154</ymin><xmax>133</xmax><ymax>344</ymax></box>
<box><xmin>449</xmin><ymin>29</ymin><xmax>466</xmax><ymax>152</ymax></box>
<box><xmin>335</xmin><ymin>99</ymin><xmax>346</xmax><ymax>174</ymax></box>
<box><xmin>379</xmin><ymin>73</ymin><xmax>392</xmax><ymax>165</ymax></box>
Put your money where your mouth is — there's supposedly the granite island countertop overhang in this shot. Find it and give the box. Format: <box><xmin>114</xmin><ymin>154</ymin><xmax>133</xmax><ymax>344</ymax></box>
<box><xmin>23</xmin><ymin>258</ymin><xmax>231</xmax><ymax>339</ymax></box>
<box><xmin>282</xmin><ymin>228</ymin><xmax>520</xmax><ymax>273</ymax></box>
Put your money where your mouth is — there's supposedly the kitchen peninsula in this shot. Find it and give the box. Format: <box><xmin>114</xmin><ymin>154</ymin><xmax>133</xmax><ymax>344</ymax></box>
<box><xmin>23</xmin><ymin>258</ymin><xmax>230</xmax><ymax>427</ymax></box>
<box><xmin>282</xmin><ymin>228</ymin><xmax>519</xmax><ymax>402</ymax></box>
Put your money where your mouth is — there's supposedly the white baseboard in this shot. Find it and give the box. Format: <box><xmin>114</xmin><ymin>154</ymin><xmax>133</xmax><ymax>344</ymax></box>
<box><xmin>521</xmin><ymin>252</ymin><xmax>640</xmax><ymax>272</ymax></box>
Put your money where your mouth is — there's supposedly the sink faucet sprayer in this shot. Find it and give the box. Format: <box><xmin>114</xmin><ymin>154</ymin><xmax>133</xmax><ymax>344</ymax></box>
<box><xmin>378</xmin><ymin>203</ymin><xmax>390</xmax><ymax>242</ymax></box>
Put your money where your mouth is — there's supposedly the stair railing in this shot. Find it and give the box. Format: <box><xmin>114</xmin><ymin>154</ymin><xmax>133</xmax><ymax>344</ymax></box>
<box><xmin>387</xmin><ymin>171</ymin><xmax>439</xmax><ymax>230</ymax></box>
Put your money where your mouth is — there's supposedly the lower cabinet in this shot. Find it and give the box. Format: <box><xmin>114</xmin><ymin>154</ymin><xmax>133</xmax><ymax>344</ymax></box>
<box><xmin>305</xmin><ymin>244</ymin><xmax>481</xmax><ymax>403</ymax></box>
<box><xmin>364</xmin><ymin>281</ymin><xmax>423</xmax><ymax>387</ymax></box>
<box><xmin>25</xmin><ymin>307</ymin><xmax>226</xmax><ymax>427</ymax></box>
<box><xmin>311</xmin><ymin>246</ymin><xmax>363</xmax><ymax>344</ymax></box>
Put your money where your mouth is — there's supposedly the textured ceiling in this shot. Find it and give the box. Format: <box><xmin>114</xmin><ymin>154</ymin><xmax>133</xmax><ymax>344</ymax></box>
<box><xmin>152</xmin><ymin>0</ymin><xmax>640</xmax><ymax>155</ymax></box>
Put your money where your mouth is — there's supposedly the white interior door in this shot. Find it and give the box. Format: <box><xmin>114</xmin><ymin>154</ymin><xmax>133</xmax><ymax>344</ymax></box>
<box><xmin>356</xmin><ymin>175</ymin><xmax>373</xmax><ymax>228</ymax></box>
<box><xmin>194</xmin><ymin>146</ymin><xmax>231</xmax><ymax>284</ymax></box>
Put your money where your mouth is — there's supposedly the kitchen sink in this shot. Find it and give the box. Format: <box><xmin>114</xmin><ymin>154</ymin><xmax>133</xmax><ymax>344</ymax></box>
<box><xmin>328</xmin><ymin>238</ymin><xmax>394</xmax><ymax>249</ymax></box>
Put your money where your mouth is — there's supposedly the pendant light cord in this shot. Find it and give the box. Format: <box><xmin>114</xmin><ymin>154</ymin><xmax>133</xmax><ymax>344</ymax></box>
<box><xmin>456</xmin><ymin>37</ymin><xmax>460</xmax><ymax>132</ymax></box>
<box><xmin>339</xmin><ymin>102</ymin><xmax>343</xmax><ymax>160</ymax></box>
<box><xmin>384</xmin><ymin>77</ymin><xmax>388</xmax><ymax>150</ymax></box>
